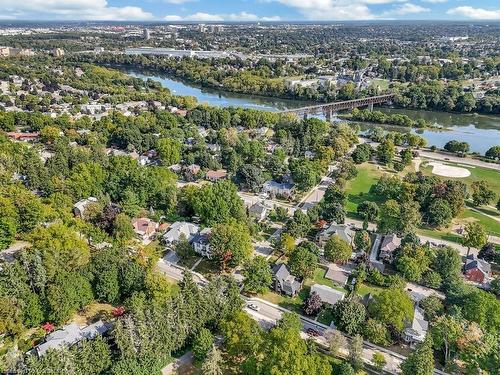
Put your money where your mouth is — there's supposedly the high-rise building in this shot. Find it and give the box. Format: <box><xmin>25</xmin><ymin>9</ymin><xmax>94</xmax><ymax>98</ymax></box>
<box><xmin>143</xmin><ymin>28</ymin><xmax>150</xmax><ymax>40</ymax></box>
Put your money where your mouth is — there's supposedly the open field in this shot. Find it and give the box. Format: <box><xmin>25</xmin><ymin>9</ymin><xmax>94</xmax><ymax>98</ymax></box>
<box><xmin>420</xmin><ymin>160</ymin><xmax>500</xmax><ymax>197</ymax></box>
<box><xmin>344</xmin><ymin>162</ymin><xmax>386</xmax><ymax>217</ymax></box>
<box><xmin>347</xmin><ymin>161</ymin><xmax>500</xmax><ymax>240</ymax></box>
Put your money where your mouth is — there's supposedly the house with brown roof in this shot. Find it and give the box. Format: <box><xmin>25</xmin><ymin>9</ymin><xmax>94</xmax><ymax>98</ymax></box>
<box><xmin>464</xmin><ymin>254</ymin><xmax>492</xmax><ymax>284</ymax></box>
<box><xmin>131</xmin><ymin>218</ymin><xmax>159</xmax><ymax>240</ymax></box>
<box><xmin>7</xmin><ymin>131</ymin><xmax>39</xmax><ymax>141</ymax></box>
<box><xmin>378</xmin><ymin>234</ymin><xmax>401</xmax><ymax>262</ymax></box>
<box><xmin>206</xmin><ymin>169</ymin><xmax>227</xmax><ymax>182</ymax></box>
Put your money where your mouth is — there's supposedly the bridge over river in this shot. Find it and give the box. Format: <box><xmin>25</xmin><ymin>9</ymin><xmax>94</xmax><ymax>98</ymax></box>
<box><xmin>280</xmin><ymin>94</ymin><xmax>395</xmax><ymax>120</ymax></box>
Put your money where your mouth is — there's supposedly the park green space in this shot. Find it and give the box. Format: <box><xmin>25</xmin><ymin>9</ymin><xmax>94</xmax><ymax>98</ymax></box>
<box><xmin>345</xmin><ymin>161</ymin><xmax>500</xmax><ymax>241</ymax></box>
<box><xmin>420</xmin><ymin>160</ymin><xmax>500</xmax><ymax>197</ymax></box>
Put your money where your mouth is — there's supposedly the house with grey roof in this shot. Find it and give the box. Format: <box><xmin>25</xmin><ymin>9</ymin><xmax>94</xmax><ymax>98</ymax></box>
<box><xmin>378</xmin><ymin>234</ymin><xmax>401</xmax><ymax>261</ymax></box>
<box><xmin>34</xmin><ymin>321</ymin><xmax>109</xmax><ymax>357</ymax></box>
<box><xmin>316</xmin><ymin>223</ymin><xmax>355</xmax><ymax>248</ymax></box>
<box><xmin>310</xmin><ymin>284</ymin><xmax>345</xmax><ymax>306</ymax></box>
<box><xmin>324</xmin><ymin>265</ymin><xmax>350</xmax><ymax>287</ymax></box>
<box><xmin>163</xmin><ymin>222</ymin><xmax>200</xmax><ymax>245</ymax></box>
<box><xmin>403</xmin><ymin>306</ymin><xmax>428</xmax><ymax>346</ymax></box>
<box><xmin>73</xmin><ymin>197</ymin><xmax>98</xmax><ymax>218</ymax></box>
<box><xmin>263</xmin><ymin>180</ymin><xmax>295</xmax><ymax>199</ymax></box>
<box><xmin>272</xmin><ymin>264</ymin><xmax>302</xmax><ymax>297</ymax></box>
<box><xmin>192</xmin><ymin>228</ymin><xmax>212</xmax><ymax>258</ymax></box>
<box><xmin>248</xmin><ymin>202</ymin><xmax>269</xmax><ymax>222</ymax></box>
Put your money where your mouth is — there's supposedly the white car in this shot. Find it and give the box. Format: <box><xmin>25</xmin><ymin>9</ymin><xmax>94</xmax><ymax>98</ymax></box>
<box><xmin>247</xmin><ymin>303</ymin><xmax>260</xmax><ymax>312</ymax></box>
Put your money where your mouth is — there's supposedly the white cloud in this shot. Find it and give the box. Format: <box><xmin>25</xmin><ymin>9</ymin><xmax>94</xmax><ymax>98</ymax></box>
<box><xmin>183</xmin><ymin>12</ymin><xmax>224</xmax><ymax>21</ymax></box>
<box><xmin>0</xmin><ymin>0</ymin><xmax>154</xmax><ymax>20</ymax></box>
<box><xmin>164</xmin><ymin>11</ymin><xmax>281</xmax><ymax>22</ymax></box>
<box><xmin>421</xmin><ymin>0</ymin><xmax>447</xmax><ymax>3</ymax></box>
<box><xmin>447</xmin><ymin>6</ymin><xmax>500</xmax><ymax>20</ymax></box>
<box><xmin>272</xmin><ymin>0</ymin><xmax>376</xmax><ymax>20</ymax></box>
<box><xmin>164</xmin><ymin>15</ymin><xmax>184</xmax><ymax>21</ymax></box>
<box><xmin>382</xmin><ymin>3</ymin><xmax>430</xmax><ymax>16</ymax></box>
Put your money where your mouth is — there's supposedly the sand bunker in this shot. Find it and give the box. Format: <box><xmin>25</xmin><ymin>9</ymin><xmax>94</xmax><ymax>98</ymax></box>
<box><xmin>428</xmin><ymin>162</ymin><xmax>471</xmax><ymax>178</ymax></box>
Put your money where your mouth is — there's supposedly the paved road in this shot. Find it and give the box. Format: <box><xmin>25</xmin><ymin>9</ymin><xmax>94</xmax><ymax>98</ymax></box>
<box><xmin>362</xmin><ymin>137</ymin><xmax>500</xmax><ymax>171</ymax></box>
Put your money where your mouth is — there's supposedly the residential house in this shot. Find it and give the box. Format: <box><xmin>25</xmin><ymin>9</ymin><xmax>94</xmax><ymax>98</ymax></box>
<box><xmin>316</xmin><ymin>223</ymin><xmax>354</xmax><ymax>248</ymax></box>
<box><xmin>464</xmin><ymin>254</ymin><xmax>492</xmax><ymax>284</ymax></box>
<box><xmin>73</xmin><ymin>197</ymin><xmax>98</xmax><ymax>218</ymax></box>
<box><xmin>310</xmin><ymin>284</ymin><xmax>345</xmax><ymax>306</ymax></box>
<box><xmin>324</xmin><ymin>265</ymin><xmax>350</xmax><ymax>287</ymax></box>
<box><xmin>272</xmin><ymin>263</ymin><xmax>302</xmax><ymax>297</ymax></box>
<box><xmin>7</xmin><ymin>132</ymin><xmax>40</xmax><ymax>142</ymax></box>
<box><xmin>131</xmin><ymin>218</ymin><xmax>159</xmax><ymax>240</ymax></box>
<box><xmin>378</xmin><ymin>234</ymin><xmax>402</xmax><ymax>261</ymax></box>
<box><xmin>34</xmin><ymin>321</ymin><xmax>110</xmax><ymax>357</ymax></box>
<box><xmin>206</xmin><ymin>143</ymin><xmax>221</xmax><ymax>153</ymax></box>
<box><xmin>184</xmin><ymin>164</ymin><xmax>201</xmax><ymax>181</ymax></box>
<box><xmin>262</xmin><ymin>180</ymin><xmax>295</xmax><ymax>199</ymax></box>
<box><xmin>248</xmin><ymin>202</ymin><xmax>269</xmax><ymax>222</ymax></box>
<box><xmin>163</xmin><ymin>221</ymin><xmax>200</xmax><ymax>245</ymax></box>
<box><xmin>403</xmin><ymin>306</ymin><xmax>428</xmax><ymax>345</ymax></box>
<box><xmin>192</xmin><ymin>228</ymin><xmax>212</xmax><ymax>258</ymax></box>
<box><xmin>206</xmin><ymin>169</ymin><xmax>227</xmax><ymax>182</ymax></box>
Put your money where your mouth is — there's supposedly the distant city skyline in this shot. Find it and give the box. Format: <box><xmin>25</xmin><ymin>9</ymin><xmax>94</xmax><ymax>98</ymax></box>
<box><xmin>0</xmin><ymin>0</ymin><xmax>499</xmax><ymax>22</ymax></box>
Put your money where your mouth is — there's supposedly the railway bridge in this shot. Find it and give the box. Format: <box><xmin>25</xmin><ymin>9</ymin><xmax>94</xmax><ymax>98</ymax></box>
<box><xmin>281</xmin><ymin>94</ymin><xmax>395</xmax><ymax>121</ymax></box>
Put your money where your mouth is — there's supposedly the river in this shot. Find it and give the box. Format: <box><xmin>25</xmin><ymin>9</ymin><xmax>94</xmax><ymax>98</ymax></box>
<box><xmin>127</xmin><ymin>70</ymin><xmax>500</xmax><ymax>154</ymax></box>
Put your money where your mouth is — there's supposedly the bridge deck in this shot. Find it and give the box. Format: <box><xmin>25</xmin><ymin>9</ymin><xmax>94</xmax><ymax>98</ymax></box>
<box><xmin>280</xmin><ymin>94</ymin><xmax>394</xmax><ymax>115</ymax></box>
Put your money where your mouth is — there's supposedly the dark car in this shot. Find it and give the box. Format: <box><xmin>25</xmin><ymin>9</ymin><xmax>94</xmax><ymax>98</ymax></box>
<box><xmin>307</xmin><ymin>328</ymin><xmax>320</xmax><ymax>337</ymax></box>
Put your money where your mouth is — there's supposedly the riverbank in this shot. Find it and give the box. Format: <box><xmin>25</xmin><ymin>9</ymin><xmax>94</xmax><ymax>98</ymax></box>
<box><xmin>124</xmin><ymin>68</ymin><xmax>500</xmax><ymax>154</ymax></box>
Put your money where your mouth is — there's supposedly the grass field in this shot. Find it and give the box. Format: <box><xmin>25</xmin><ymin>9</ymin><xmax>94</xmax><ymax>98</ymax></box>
<box><xmin>420</xmin><ymin>160</ymin><xmax>500</xmax><ymax>197</ymax></box>
<box><xmin>344</xmin><ymin>162</ymin><xmax>386</xmax><ymax>217</ymax></box>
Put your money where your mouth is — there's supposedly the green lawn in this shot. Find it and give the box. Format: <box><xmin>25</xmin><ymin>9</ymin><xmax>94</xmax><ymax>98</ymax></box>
<box><xmin>345</xmin><ymin>162</ymin><xmax>386</xmax><ymax>217</ymax></box>
<box><xmin>317</xmin><ymin>308</ymin><xmax>335</xmax><ymax>326</ymax></box>
<box><xmin>420</xmin><ymin>160</ymin><xmax>500</xmax><ymax>197</ymax></box>
<box><xmin>458</xmin><ymin>209</ymin><xmax>500</xmax><ymax>237</ymax></box>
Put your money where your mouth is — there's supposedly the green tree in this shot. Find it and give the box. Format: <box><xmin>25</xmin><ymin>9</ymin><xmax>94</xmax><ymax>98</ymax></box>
<box><xmin>471</xmin><ymin>181</ymin><xmax>496</xmax><ymax>207</ymax></box>
<box><xmin>288</xmin><ymin>245</ymin><xmax>318</xmax><ymax>279</ymax></box>
<box><xmin>485</xmin><ymin>145</ymin><xmax>500</xmax><ymax>160</ymax></box>
<box><xmin>376</xmin><ymin>139</ymin><xmax>395</xmax><ymax>165</ymax></box>
<box><xmin>351</xmin><ymin>143</ymin><xmax>372</xmax><ymax>164</ymax></box>
<box><xmin>462</xmin><ymin>222</ymin><xmax>487</xmax><ymax>258</ymax></box>
<box><xmin>433</xmin><ymin>246</ymin><xmax>462</xmax><ymax>282</ymax></box>
<box><xmin>324</xmin><ymin>236</ymin><xmax>352</xmax><ymax>263</ymax></box>
<box><xmin>113</xmin><ymin>213</ymin><xmax>134</xmax><ymax>242</ymax></box>
<box><xmin>156</xmin><ymin>137</ymin><xmax>181</xmax><ymax>166</ymax></box>
<box><xmin>201</xmin><ymin>346</ymin><xmax>224</xmax><ymax>375</ymax></box>
<box><xmin>372</xmin><ymin>352</ymin><xmax>387</xmax><ymax>371</ymax></box>
<box><xmin>395</xmin><ymin>244</ymin><xmax>431</xmax><ymax>282</ymax></box>
<box><xmin>362</xmin><ymin>319</ymin><xmax>392</xmax><ymax>346</ymax></box>
<box><xmin>221</xmin><ymin>311</ymin><xmax>262</xmax><ymax>358</ymax></box>
<box><xmin>401</xmin><ymin>338</ymin><xmax>435</xmax><ymax>375</ymax></box>
<box><xmin>210</xmin><ymin>221</ymin><xmax>253</xmax><ymax>270</ymax></box>
<box><xmin>0</xmin><ymin>217</ymin><xmax>16</xmax><ymax>250</ymax></box>
<box><xmin>29</xmin><ymin>223</ymin><xmax>90</xmax><ymax>279</ymax></box>
<box><xmin>348</xmin><ymin>334</ymin><xmax>363</xmax><ymax>370</ymax></box>
<box><xmin>356</xmin><ymin>201</ymin><xmax>379</xmax><ymax>223</ymax></box>
<box><xmin>332</xmin><ymin>298</ymin><xmax>366</xmax><ymax>335</ymax></box>
<box><xmin>325</xmin><ymin>329</ymin><xmax>347</xmax><ymax>357</ymax></box>
<box><xmin>46</xmin><ymin>271</ymin><xmax>93</xmax><ymax>323</ymax></box>
<box><xmin>368</xmin><ymin>288</ymin><xmax>414</xmax><ymax>332</ymax></box>
<box><xmin>354</xmin><ymin>230</ymin><xmax>371</xmax><ymax>253</ymax></box>
<box><xmin>243</xmin><ymin>256</ymin><xmax>272</xmax><ymax>294</ymax></box>
<box><xmin>194</xmin><ymin>180</ymin><xmax>246</xmax><ymax>226</ymax></box>
<box><xmin>193</xmin><ymin>328</ymin><xmax>214</xmax><ymax>361</ymax></box>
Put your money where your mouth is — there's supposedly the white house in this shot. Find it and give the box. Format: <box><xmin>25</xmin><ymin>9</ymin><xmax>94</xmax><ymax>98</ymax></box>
<box><xmin>192</xmin><ymin>228</ymin><xmax>212</xmax><ymax>258</ymax></box>
<box><xmin>163</xmin><ymin>222</ymin><xmax>200</xmax><ymax>245</ymax></box>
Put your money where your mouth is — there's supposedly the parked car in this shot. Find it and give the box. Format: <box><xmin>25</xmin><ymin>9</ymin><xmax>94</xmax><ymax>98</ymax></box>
<box><xmin>247</xmin><ymin>303</ymin><xmax>260</xmax><ymax>312</ymax></box>
<box><xmin>307</xmin><ymin>328</ymin><xmax>320</xmax><ymax>337</ymax></box>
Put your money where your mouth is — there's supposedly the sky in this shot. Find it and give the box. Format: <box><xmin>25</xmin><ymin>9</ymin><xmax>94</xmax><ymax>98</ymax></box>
<box><xmin>0</xmin><ymin>0</ymin><xmax>499</xmax><ymax>22</ymax></box>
